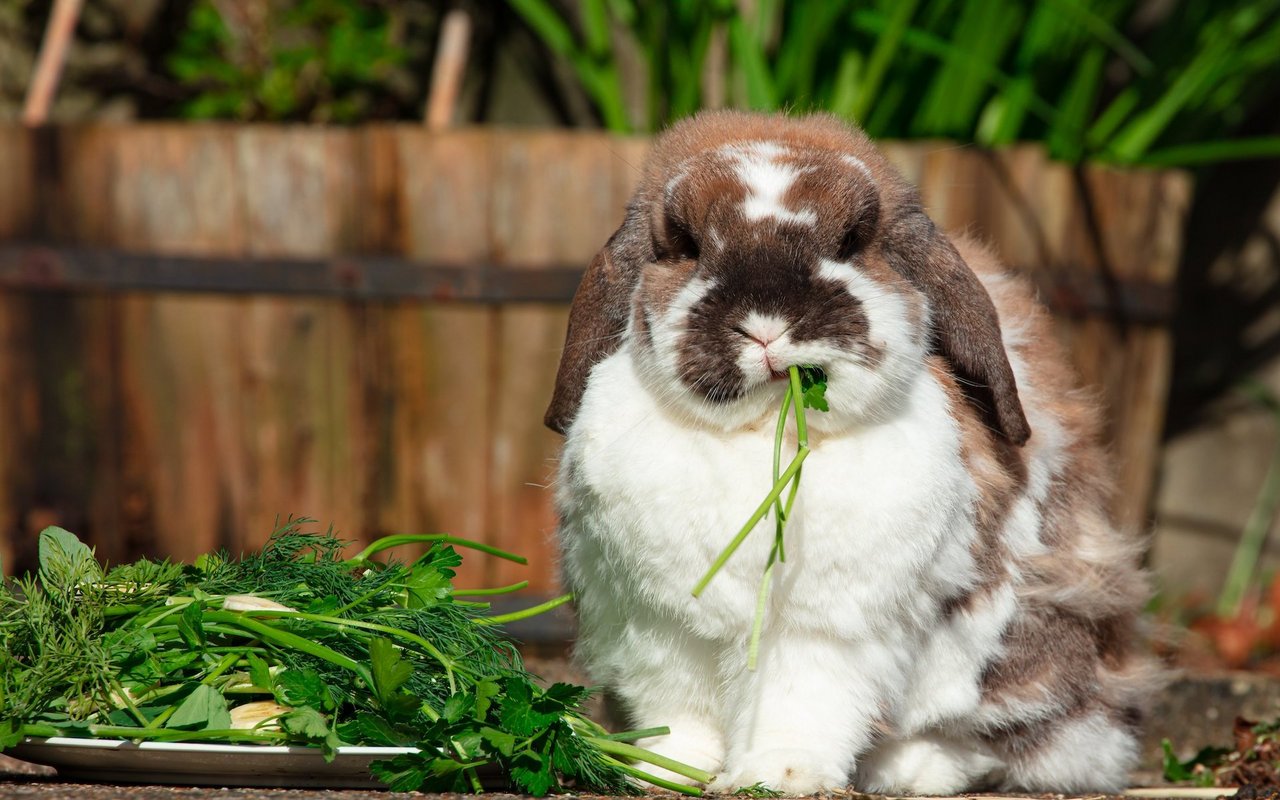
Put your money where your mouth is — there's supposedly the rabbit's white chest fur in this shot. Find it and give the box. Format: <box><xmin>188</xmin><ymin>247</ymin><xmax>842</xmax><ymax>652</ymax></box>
<box><xmin>556</xmin><ymin>348</ymin><xmax>1010</xmax><ymax>793</ymax></box>
<box><xmin>559</xmin><ymin>348</ymin><xmax>981</xmax><ymax>642</ymax></box>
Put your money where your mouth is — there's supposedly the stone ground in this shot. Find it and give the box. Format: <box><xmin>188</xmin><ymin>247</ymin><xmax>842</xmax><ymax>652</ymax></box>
<box><xmin>1</xmin><ymin>664</ymin><xmax>1270</xmax><ymax>800</ymax></box>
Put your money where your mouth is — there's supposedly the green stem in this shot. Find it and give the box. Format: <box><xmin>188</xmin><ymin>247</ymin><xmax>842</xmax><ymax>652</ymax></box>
<box><xmin>475</xmin><ymin>593</ymin><xmax>574</xmax><ymax>626</ymax></box>
<box><xmin>201</xmin><ymin>610</ymin><xmax>373</xmax><ymax>687</ymax></box>
<box><xmin>454</xmin><ymin>580</ymin><xmax>531</xmax><ymax>596</ymax></box>
<box><xmin>102</xmin><ymin>604</ymin><xmax>147</xmax><ymax>618</ymax></box>
<box><xmin>19</xmin><ymin>722</ymin><xmax>285</xmax><ymax>744</ymax></box>
<box><xmin>747</xmin><ymin>552</ymin><xmax>778</xmax><ymax>671</ymax></box>
<box><xmin>231</xmin><ymin>609</ymin><xmax>460</xmax><ymax>695</ymax></box>
<box><xmin>596</xmin><ymin>726</ymin><xmax>670</xmax><ymax>741</ymax></box>
<box><xmin>772</xmin><ymin>385</ymin><xmax>793</xmax><ymax>524</ymax></box>
<box><xmin>587</xmin><ymin>736</ymin><xmax>715</xmax><ymax>784</ymax></box>
<box><xmin>607</xmin><ymin>759</ymin><xmax>704</xmax><ymax>796</ymax></box>
<box><xmin>346</xmin><ymin>534</ymin><xmax>527</xmax><ymax>567</ymax></box>
<box><xmin>782</xmin><ymin>365</ymin><xmax>809</xmax><ymax>518</ymax></box>
<box><xmin>109</xmin><ymin>679</ymin><xmax>151</xmax><ymax>727</ymax></box>
<box><xmin>140</xmin><ymin>598</ymin><xmax>194</xmax><ymax>629</ymax></box>
<box><xmin>1218</xmin><ymin>430</ymin><xmax>1280</xmax><ymax>617</ymax></box>
<box><xmin>787</xmin><ymin>366</ymin><xmax>809</xmax><ymax>448</ymax></box>
<box><xmin>691</xmin><ymin>448</ymin><xmax>810</xmax><ymax>597</ymax></box>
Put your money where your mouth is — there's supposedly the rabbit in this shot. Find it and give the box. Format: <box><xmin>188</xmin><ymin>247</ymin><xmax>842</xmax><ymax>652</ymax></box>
<box><xmin>544</xmin><ymin>110</ymin><xmax>1159</xmax><ymax>796</ymax></box>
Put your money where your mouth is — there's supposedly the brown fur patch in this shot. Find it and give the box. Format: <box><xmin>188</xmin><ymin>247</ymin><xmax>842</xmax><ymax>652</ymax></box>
<box><xmin>950</xmin><ymin>236</ymin><xmax>1161</xmax><ymax>769</ymax></box>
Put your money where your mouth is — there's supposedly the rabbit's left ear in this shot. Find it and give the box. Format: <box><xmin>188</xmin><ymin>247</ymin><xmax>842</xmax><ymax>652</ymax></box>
<box><xmin>544</xmin><ymin>228</ymin><xmax>636</xmax><ymax>435</ymax></box>
<box><xmin>886</xmin><ymin>214</ymin><xmax>1032</xmax><ymax>446</ymax></box>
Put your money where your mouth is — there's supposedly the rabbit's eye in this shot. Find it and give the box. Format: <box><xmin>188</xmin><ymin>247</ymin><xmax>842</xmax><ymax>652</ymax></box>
<box><xmin>836</xmin><ymin>218</ymin><xmax>873</xmax><ymax>261</ymax></box>
<box><xmin>836</xmin><ymin>193</ymin><xmax>881</xmax><ymax>261</ymax></box>
<box><xmin>655</xmin><ymin>212</ymin><xmax>700</xmax><ymax>262</ymax></box>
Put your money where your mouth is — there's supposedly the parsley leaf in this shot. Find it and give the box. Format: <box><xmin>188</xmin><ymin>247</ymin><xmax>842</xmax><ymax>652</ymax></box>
<box><xmin>798</xmin><ymin>366</ymin><xmax>829</xmax><ymax>412</ymax></box>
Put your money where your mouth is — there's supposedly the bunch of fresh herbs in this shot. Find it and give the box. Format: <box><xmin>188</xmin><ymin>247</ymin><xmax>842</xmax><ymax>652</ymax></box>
<box><xmin>0</xmin><ymin>520</ymin><xmax>711</xmax><ymax>795</ymax></box>
<box><xmin>693</xmin><ymin>365</ymin><xmax>828</xmax><ymax>669</ymax></box>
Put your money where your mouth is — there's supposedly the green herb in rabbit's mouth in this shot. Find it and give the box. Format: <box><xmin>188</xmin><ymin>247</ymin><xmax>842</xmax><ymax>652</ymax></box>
<box><xmin>691</xmin><ymin>364</ymin><xmax>830</xmax><ymax>669</ymax></box>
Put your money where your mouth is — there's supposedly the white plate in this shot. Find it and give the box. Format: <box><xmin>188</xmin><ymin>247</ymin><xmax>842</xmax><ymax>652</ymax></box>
<box><xmin>11</xmin><ymin>737</ymin><xmax>418</xmax><ymax>788</ymax></box>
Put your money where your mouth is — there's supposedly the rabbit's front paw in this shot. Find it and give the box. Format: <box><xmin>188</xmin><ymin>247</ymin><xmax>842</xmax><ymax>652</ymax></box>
<box><xmin>712</xmin><ymin>749</ymin><xmax>848</xmax><ymax>796</ymax></box>
<box><xmin>635</xmin><ymin>723</ymin><xmax>724</xmax><ymax>788</ymax></box>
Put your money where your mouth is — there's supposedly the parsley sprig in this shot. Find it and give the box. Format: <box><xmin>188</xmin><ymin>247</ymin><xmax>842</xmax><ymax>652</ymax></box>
<box><xmin>0</xmin><ymin>521</ymin><xmax>712</xmax><ymax>794</ymax></box>
<box><xmin>691</xmin><ymin>365</ymin><xmax>829</xmax><ymax>669</ymax></box>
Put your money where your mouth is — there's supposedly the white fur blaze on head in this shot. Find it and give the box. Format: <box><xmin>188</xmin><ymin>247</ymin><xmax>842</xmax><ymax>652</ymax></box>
<box><xmin>642</xmin><ymin>275</ymin><xmax>713</xmax><ymax>355</ymax></box>
<box><xmin>721</xmin><ymin>142</ymin><xmax>818</xmax><ymax>227</ymax></box>
<box><xmin>841</xmin><ymin>154</ymin><xmax>877</xmax><ymax>185</ymax></box>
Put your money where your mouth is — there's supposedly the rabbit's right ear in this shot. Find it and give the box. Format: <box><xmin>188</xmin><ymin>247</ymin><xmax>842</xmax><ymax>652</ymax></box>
<box><xmin>545</xmin><ymin>225</ymin><xmax>640</xmax><ymax>435</ymax></box>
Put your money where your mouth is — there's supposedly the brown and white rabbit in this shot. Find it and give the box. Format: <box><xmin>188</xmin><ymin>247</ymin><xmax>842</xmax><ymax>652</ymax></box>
<box><xmin>545</xmin><ymin>111</ymin><xmax>1158</xmax><ymax>795</ymax></box>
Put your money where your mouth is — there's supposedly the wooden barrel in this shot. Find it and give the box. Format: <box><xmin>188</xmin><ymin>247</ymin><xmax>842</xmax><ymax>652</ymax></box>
<box><xmin>0</xmin><ymin>125</ymin><xmax>1189</xmax><ymax>594</ymax></box>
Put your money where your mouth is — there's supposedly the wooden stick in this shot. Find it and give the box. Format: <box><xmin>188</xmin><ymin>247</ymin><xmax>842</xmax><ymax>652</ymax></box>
<box><xmin>424</xmin><ymin>9</ymin><xmax>472</xmax><ymax>130</ymax></box>
<box><xmin>1124</xmin><ymin>788</ymin><xmax>1238</xmax><ymax>798</ymax></box>
<box><xmin>21</xmin><ymin>0</ymin><xmax>84</xmax><ymax>125</ymax></box>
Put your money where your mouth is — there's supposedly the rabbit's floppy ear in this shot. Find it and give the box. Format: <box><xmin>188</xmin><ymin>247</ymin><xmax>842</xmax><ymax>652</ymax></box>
<box><xmin>885</xmin><ymin>214</ymin><xmax>1032</xmax><ymax>446</ymax></box>
<box><xmin>544</xmin><ymin>217</ymin><xmax>645</xmax><ymax>435</ymax></box>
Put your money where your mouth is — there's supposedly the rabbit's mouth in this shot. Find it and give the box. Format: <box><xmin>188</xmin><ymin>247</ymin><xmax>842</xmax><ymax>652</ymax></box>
<box><xmin>768</xmin><ymin>369</ymin><xmax>789</xmax><ymax>382</ymax></box>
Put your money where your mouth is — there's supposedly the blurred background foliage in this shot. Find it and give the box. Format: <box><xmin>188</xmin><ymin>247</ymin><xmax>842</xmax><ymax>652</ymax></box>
<box><xmin>509</xmin><ymin>0</ymin><xmax>1280</xmax><ymax>167</ymax></box>
<box><xmin>1</xmin><ymin>0</ymin><xmax>1277</xmax><ymax>167</ymax></box>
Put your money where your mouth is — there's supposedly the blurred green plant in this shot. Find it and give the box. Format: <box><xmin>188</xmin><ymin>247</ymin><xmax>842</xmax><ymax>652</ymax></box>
<box><xmin>167</xmin><ymin>0</ymin><xmax>424</xmax><ymax>122</ymax></box>
<box><xmin>507</xmin><ymin>0</ymin><xmax>1280</xmax><ymax>167</ymax></box>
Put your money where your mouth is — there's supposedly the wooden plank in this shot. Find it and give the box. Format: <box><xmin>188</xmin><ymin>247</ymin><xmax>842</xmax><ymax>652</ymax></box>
<box><xmin>0</xmin><ymin>244</ymin><xmax>591</xmax><ymax>302</ymax></box>
<box><xmin>113</xmin><ymin>126</ymin><xmax>247</xmax><ymax>563</ymax></box>
<box><xmin>1081</xmin><ymin>167</ymin><xmax>1190</xmax><ymax>533</ymax></box>
<box><xmin>231</xmin><ymin>128</ymin><xmax>365</xmax><ymax>555</ymax></box>
<box><xmin>1</xmin><ymin>128</ymin><xmax>130</xmax><ymax>568</ymax></box>
<box><xmin>488</xmin><ymin>132</ymin><xmax>639</xmax><ymax>593</ymax></box>
<box><xmin>388</xmin><ymin>129</ymin><xmax>495</xmax><ymax>589</ymax></box>
<box><xmin>0</xmin><ymin>127</ymin><xmax>34</xmax><ymax>574</ymax></box>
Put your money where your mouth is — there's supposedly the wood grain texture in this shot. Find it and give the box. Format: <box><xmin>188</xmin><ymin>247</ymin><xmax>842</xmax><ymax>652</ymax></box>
<box><xmin>0</xmin><ymin>128</ymin><xmax>34</xmax><ymax>572</ymax></box>
<box><xmin>389</xmin><ymin>129</ymin><xmax>495</xmax><ymax>588</ymax></box>
<box><xmin>0</xmin><ymin>126</ymin><xmax>1188</xmax><ymax>590</ymax></box>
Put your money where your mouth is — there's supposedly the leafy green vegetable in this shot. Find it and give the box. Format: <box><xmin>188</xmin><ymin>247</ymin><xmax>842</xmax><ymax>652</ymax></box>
<box><xmin>0</xmin><ymin>520</ymin><xmax>711</xmax><ymax>794</ymax></box>
<box><xmin>1161</xmin><ymin>738</ymin><xmax>1228</xmax><ymax>787</ymax></box>
<box><xmin>692</xmin><ymin>365</ymin><xmax>829</xmax><ymax>669</ymax></box>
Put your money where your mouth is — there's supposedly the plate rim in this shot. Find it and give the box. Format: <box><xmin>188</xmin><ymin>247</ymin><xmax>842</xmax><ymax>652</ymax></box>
<box><xmin>19</xmin><ymin>736</ymin><xmax>419</xmax><ymax>757</ymax></box>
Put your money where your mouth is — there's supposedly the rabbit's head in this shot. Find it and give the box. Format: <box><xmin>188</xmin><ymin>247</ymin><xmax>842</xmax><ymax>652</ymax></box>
<box><xmin>546</xmin><ymin>111</ymin><xmax>1030</xmax><ymax>443</ymax></box>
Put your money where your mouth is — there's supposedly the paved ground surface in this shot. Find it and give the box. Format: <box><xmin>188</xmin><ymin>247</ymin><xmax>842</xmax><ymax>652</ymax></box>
<box><xmin>0</xmin><ymin>781</ymin><xmax>1151</xmax><ymax>800</ymax></box>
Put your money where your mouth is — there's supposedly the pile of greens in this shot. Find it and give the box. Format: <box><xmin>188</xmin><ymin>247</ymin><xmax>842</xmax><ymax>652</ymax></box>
<box><xmin>693</xmin><ymin>365</ymin><xmax>828</xmax><ymax>669</ymax></box>
<box><xmin>0</xmin><ymin>521</ymin><xmax>711</xmax><ymax>794</ymax></box>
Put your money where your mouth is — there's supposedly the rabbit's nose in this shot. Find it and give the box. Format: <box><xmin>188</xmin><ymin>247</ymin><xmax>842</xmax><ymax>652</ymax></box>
<box><xmin>733</xmin><ymin>311</ymin><xmax>790</xmax><ymax>347</ymax></box>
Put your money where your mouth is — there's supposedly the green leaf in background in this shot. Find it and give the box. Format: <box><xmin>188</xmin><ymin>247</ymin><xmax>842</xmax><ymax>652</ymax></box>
<box><xmin>848</xmin><ymin>0</ymin><xmax>920</xmax><ymax>124</ymax></box>
<box><xmin>1161</xmin><ymin>738</ymin><xmax>1229</xmax><ymax>786</ymax></box>
<box><xmin>727</xmin><ymin>16</ymin><xmax>777</xmax><ymax>111</ymax></box>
